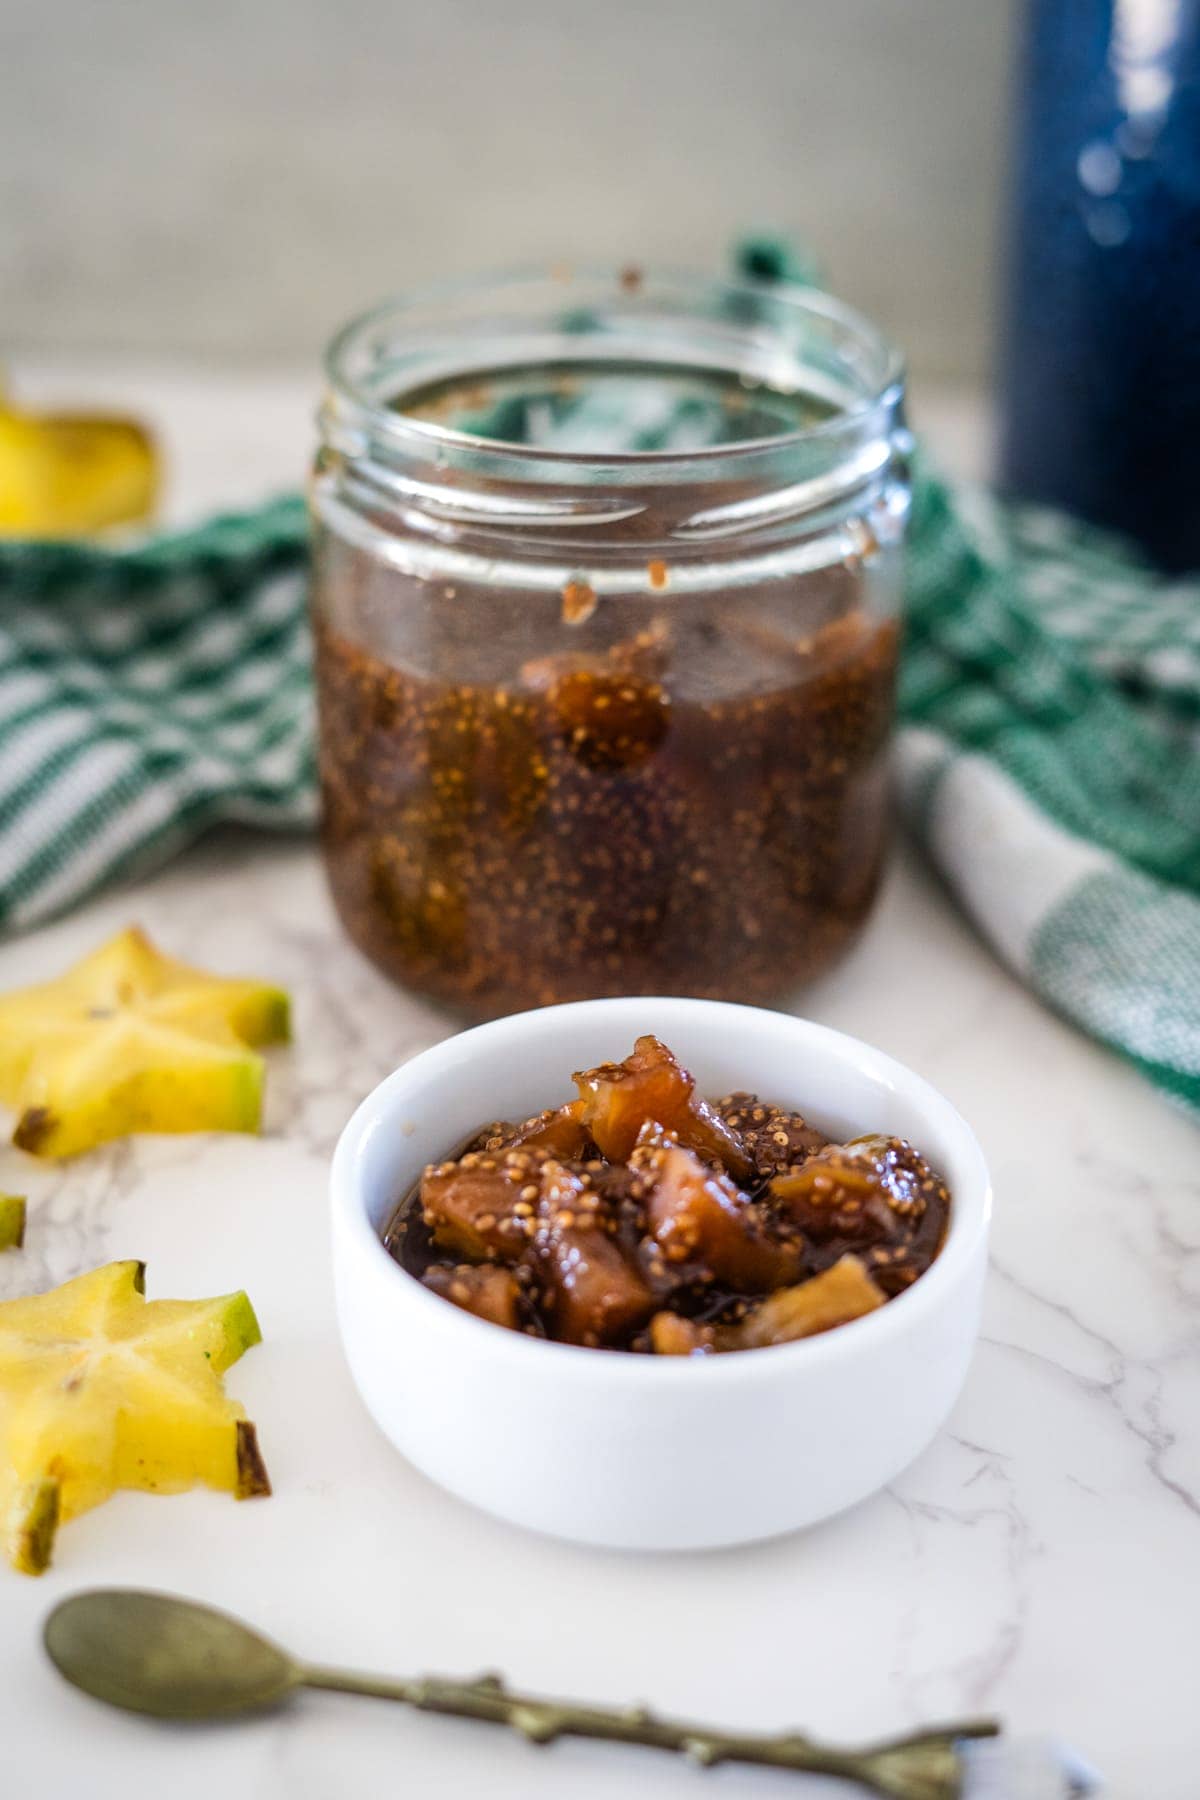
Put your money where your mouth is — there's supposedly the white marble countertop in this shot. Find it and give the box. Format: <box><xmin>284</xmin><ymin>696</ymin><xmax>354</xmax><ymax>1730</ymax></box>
<box><xmin>0</xmin><ymin>374</ymin><xmax>1194</xmax><ymax>1800</ymax></box>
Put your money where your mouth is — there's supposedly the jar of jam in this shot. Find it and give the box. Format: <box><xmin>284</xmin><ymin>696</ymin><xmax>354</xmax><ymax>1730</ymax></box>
<box><xmin>311</xmin><ymin>271</ymin><xmax>908</xmax><ymax>1020</ymax></box>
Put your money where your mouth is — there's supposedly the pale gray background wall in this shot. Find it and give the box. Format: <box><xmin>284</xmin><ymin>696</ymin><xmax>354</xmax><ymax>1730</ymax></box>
<box><xmin>2</xmin><ymin>0</ymin><xmax>1018</xmax><ymax>380</ymax></box>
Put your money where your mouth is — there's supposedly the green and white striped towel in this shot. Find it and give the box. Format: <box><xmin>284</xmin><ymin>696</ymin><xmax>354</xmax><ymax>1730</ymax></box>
<box><xmin>900</xmin><ymin>474</ymin><xmax>1199</xmax><ymax>1117</ymax></box>
<box><xmin>1</xmin><ymin>308</ymin><xmax>1197</xmax><ymax>1118</ymax></box>
<box><xmin>0</xmin><ymin>498</ymin><xmax>313</xmax><ymax>923</ymax></box>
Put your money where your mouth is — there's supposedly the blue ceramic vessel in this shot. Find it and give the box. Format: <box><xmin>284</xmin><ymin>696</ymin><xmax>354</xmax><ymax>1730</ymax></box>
<box><xmin>999</xmin><ymin>0</ymin><xmax>1200</xmax><ymax>570</ymax></box>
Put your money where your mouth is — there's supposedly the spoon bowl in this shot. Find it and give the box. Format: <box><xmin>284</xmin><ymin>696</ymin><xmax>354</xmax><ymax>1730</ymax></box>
<box><xmin>44</xmin><ymin>1589</ymin><xmax>301</xmax><ymax>1719</ymax></box>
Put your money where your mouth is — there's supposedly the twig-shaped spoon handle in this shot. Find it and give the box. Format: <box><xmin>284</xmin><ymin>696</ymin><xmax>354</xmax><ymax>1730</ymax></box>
<box><xmin>45</xmin><ymin>1589</ymin><xmax>1000</xmax><ymax>1800</ymax></box>
<box><xmin>303</xmin><ymin>1665</ymin><xmax>999</xmax><ymax>1800</ymax></box>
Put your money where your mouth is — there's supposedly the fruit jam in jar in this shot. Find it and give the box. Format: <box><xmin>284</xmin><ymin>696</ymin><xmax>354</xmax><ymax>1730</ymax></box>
<box><xmin>311</xmin><ymin>271</ymin><xmax>909</xmax><ymax>1019</ymax></box>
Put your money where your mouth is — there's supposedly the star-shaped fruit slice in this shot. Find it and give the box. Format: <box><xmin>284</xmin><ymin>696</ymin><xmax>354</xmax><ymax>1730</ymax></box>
<box><xmin>0</xmin><ymin>391</ymin><xmax>158</xmax><ymax>537</ymax></box>
<box><xmin>0</xmin><ymin>1259</ymin><xmax>269</xmax><ymax>1574</ymax></box>
<box><xmin>0</xmin><ymin>926</ymin><xmax>290</xmax><ymax>1157</ymax></box>
<box><xmin>0</xmin><ymin>1197</ymin><xmax>25</xmax><ymax>1251</ymax></box>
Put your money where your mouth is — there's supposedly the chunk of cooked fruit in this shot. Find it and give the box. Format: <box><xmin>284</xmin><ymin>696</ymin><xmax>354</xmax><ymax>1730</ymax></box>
<box><xmin>0</xmin><ymin>1260</ymin><xmax>268</xmax><ymax>1575</ymax></box>
<box><xmin>573</xmin><ymin>1036</ymin><xmax>754</xmax><ymax>1180</ymax></box>
<box><xmin>631</xmin><ymin>1128</ymin><xmax>802</xmax><ymax>1294</ymax></box>
<box><xmin>715</xmin><ymin>1094</ymin><xmax>829</xmax><ymax>1177</ymax></box>
<box><xmin>720</xmin><ymin>1255</ymin><xmax>886</xmax><ymax>1349</ymax></box>
<box><xmin>0</xmin><ymin>1196</ymin><xmax>25</xmax><ymax>1251</ymax></box>
<box><xmin>545</xmin><ymin>670</ymin><xmax>671</xmax><ymax>773</ymax></box>
<box><xmin>420</xmin><ymin>1146</ymin><xmax>547</xmax><ymax>1262</ymax></box>
<box><xmin>421</xmin><ymin>1263</ymin><xmax>522</xmax><ymax>1330</ymax></box>
<box><xmin>650</xmin><ymin>1256</ymin><xmax>886</xmax><ymax>1356</ymax></box>
<box><xmin>648</xmin><ymin>1310</ymin><xmax>706</xmax><ymax>1356</ymax></box>
<box><xmin>769</xmin><ymin>1135</ymin><xmax>950</xmax><ymax>1296</ymax></box>
<box><xmin>0</xmin><ymin>926</ymin><xmax>290</xmax><ymax>1159</ymax></box>
<box><xmin>475</xmin><ymin>1103</ymin><xmax>592</xmax><ymax>1161</ymax></box>
<box><xmin>532</xmin><ymin>1162</ymin><xmax>655</xmax><ymax>1347</ymax></box>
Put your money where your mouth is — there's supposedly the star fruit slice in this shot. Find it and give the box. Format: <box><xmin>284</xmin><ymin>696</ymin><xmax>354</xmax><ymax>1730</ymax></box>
<box><xmin>0</xmin><ymin>1259</ymin><xmax>269</xmax><ymax>1574</ymax></box>
<box><xmin>0</xmin><ymin>1197</ymin><xmax>25</xmax><ymax>1251</ymax></box>
<box><xmin>0</xmin><ymin>399</ymin><xmax>158</xmax><ymax>537</ymax></box>
<box><xmin>0</xmin><ymin>926</ymin><xmax>290</xmax><ymax>1158</ymax></box>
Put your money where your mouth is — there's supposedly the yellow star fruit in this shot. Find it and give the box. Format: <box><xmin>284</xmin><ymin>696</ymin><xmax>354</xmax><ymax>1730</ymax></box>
<box><xmin>0</xmin><ymin>926</ymin><xmax>290</xmax><ymax>1158</ymax></box>
<box><xmin>0</xmin><ymin>1197</ymin><xmax>25</xmax><ymax>1251</ymax></box>
<box><xmin>0</xmin><ymin>1260</ymin><xmax>269</xmax><ymax>1574</ymax></box>
<box><xmin>0</xmin><ymin>399</ymin><xmax>158</xmax><ymax>538</ymax></box>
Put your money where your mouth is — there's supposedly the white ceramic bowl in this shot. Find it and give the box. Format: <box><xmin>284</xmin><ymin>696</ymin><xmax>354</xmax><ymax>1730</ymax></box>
<box><xmin>331</xmin><ymin>997</ymin><xmax>990</xmax><ymax>1552</ymax></box>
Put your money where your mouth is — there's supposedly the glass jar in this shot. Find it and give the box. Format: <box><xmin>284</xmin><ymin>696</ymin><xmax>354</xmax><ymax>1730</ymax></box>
<box><xmin>311</xmin><ymin>271</ymin><xmax>908</xmax><ymax>1020</ymax></box>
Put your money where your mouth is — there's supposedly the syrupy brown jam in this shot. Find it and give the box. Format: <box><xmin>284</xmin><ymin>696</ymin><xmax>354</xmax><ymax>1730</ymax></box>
<box><xmin>313</xmin><ymin>273</ymin><xmax>908</xmax><ymax>1017</ymax></box>
<box><xmin>381</xmin><ymin>1036</ymin><xmax>950</xmax><ymax>1355</ymax></box>
<box><xmin>314</xmin><ymin>565</ymin><xmax>897</xmax><ymax>1020</ymax></box>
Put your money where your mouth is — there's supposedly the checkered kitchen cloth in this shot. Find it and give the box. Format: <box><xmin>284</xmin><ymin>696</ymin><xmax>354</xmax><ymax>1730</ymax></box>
<box><xmin>1</xmin><ymin>348</ymin><xmax>1198</xmax><ymax>1123</ymax></box>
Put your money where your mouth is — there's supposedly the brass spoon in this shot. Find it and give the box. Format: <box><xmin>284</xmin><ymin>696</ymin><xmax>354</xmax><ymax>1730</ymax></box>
<box><xmin>45</xmin><ymin>1588</ymin><xmax>999</xmax><ymax>1800</ymax></box>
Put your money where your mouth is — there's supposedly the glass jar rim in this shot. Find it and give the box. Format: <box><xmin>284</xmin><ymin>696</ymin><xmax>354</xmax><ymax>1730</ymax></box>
<box><xmin>321</xmin><ymin>265</ymin><xmax>906</xmax><ymax>478</ymax></box>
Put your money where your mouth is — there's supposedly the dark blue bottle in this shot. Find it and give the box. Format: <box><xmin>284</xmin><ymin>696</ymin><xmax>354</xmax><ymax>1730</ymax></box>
<box><xmin>998</xmin><ymin>0</ymin><xmax>1200</xmax><ymax>571</ymax></box>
